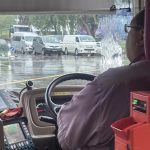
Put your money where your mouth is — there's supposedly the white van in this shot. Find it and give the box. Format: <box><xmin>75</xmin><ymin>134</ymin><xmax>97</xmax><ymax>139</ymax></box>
<box><xmin>62</xmin><ymin>35</ymin><xmax>97</xmax><ymax>55</ymax></box>
<box><xmin>11</xmin><ymin>32</ymin><xmax>38</xmax><ymax>54</ymax></box>
<box><xmin>9</xmin><ymin>25</ymin><xmax>32</xmax><ymax>39</ymax></box>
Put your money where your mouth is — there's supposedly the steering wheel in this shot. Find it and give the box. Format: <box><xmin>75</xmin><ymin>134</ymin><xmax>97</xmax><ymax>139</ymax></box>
<box><xmin>45</xmin><ymin>73</ymin><xmax>95</xmax><ymax>121</ymax></box>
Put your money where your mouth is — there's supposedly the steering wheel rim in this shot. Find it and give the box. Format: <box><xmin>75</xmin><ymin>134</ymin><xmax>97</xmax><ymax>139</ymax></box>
<box><xmin>45</xmin><ymin>73</ymin><xmax>95</xmax><ymax>121</ymax></box>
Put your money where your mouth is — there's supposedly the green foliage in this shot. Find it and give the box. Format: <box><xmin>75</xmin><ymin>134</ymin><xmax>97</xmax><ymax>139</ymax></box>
<box><xmin>0</xmin><ymin>15</ymin><xmax>16</xmax><ymax>39</ymax></box>
<box><xmin>0</xmin><ymin>15</ymin><xmax>16</xmax><ymax>29</ymax></box>
<box><xmin>28</xmin><ymin>14</ymin><xmax>98</xmax><ymax>36</ymax></box>
<box><xmin>0</xmin><ymin>14</ymin><xmax>99</xmax><ymax>39</ymax></box>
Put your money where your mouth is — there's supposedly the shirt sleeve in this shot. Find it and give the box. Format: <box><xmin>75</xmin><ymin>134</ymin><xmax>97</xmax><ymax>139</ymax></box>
<box><xmin>57</xmin><ymin>77</ymin><xmax>111</xmax><ymax>149</ymax></box>
<box><xmin>57</xmin><ymin>75</ymin><xmax>129</xmax><ymax>150</ymax></box>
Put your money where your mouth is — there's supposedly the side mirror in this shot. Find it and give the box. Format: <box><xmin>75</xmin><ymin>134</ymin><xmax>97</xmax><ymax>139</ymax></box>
<box><xmin>21</xmin><ymin>37</ymin><xmax>25</xmax><ymax>41</ymax></box>
<box><xmin>76</xmin><ymin>37</ymin><xmax>79</xmax><ymax>42</ymax></box>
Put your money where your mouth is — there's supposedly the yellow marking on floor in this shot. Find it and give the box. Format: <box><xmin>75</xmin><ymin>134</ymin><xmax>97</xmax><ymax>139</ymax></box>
<box><xmin>53</xmin><ymin>92</ymin><xmax>72</xmax><ymax>96</ymax></box>
<box><xmin>0</xmin><ymin>74</ymin><xmax>64</xmax><ymax>86</ymax></box>
<box><xmin>0</xmin><ymin>69</ymin><xmax>98</xmax><ymax>86</ymax></box>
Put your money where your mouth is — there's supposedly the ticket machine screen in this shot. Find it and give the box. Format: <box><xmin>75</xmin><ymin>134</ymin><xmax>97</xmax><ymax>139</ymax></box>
<box><xmin>132</xmin><ymin>99</ymin><xmax>147</xmax><ymax>113</ymax></box>
<box><xmin>4</xmin><ymin>123</ymin><xmax>25</xmax><ymax>144</ymax></box>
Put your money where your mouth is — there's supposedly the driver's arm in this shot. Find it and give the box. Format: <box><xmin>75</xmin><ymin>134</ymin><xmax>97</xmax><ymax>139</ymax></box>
<box><xmin>57</xmin><ymin>69</ymin><xmax>130</xmax><ymax>150</ymax></box>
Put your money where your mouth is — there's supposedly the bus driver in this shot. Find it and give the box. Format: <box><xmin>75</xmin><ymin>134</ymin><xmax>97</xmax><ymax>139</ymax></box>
<box><xmin>57</xmin><ymin>9</ymin><xmax>150</xmax><ymax>150</ymax></box>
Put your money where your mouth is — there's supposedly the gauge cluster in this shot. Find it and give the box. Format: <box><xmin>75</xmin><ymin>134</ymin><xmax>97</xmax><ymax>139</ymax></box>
<box><xmin>36</xmin><ymin>99</ymin><xmax>51</xmax><ymax>118</ymax></box>
<box><xmin>35</xmin><ymin>95</ymin><xmax>73</xmax><ymax>118</ymax></box>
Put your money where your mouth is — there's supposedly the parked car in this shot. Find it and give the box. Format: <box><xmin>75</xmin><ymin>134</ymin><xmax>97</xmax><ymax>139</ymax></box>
<box><xmin>47</xmin><ymin>35</ymin><xmax>64</xmax><ymax>42</ymax></box>
<box><xmin>0</xmin><ymin>39</ymin><xmax>11</xmax><ymax>58</ymax></box>
<box><xmin>62</xmin><ymin>35</ymin><xmax>97</xmax><ymax>56</ymax></box>
<box><xmin>11</xmin><ymin>32</ymin><xmax>38</xmax><ymax>54</ymax></box>
<box><xmin>32</xmin><ymin>35</ymin><xmax>63</xmax><ymax>55</ymax></box>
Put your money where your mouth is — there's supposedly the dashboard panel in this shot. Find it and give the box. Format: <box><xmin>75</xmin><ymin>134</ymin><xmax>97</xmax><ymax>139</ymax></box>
<box><xmin>0</xmin><ymin>85</ymin><xmax>84</xmax><ymax>149</ymax></box>
<box><xmin>19</xmin><ymin>85</ymin><xmax>84</xmax><ymax>149</ymax></box>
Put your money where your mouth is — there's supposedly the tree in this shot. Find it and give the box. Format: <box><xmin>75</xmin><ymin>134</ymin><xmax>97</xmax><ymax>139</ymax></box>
<box><xmin>28</xmin><ymin>14</ymin><xmax>99</xmax><ymax>37</ymax></box>
<box><xmin>18</xmin><ymin>15</ymin><xmax>30</xmax><ymax>25</ymax></box>
<box><xmin>0</xmin><ymin>15</ymin><xmax>16</xmax><ymax>39</ymax></box>
<box><xmin>76</xmin><ymin>14</ymin><xmax>99</xmax><ymax>37</ymax></box>
<box><xmin>0</xmin><ymin>16</ymin><xmax>16</xmax><ymax>29</ymax></box>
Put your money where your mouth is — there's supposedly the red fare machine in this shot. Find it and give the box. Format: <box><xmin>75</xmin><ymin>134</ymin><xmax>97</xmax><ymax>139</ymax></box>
<box><xmin>111</xmin><ymin>91</ymin><xmax>150</xmax><ymax>150</ymax></box>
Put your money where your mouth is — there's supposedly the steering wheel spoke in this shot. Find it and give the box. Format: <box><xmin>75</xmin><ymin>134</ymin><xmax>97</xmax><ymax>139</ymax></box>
<box><xmin>54</xmin><ymin>106</ymin><xmax>61</xmax><ymax>114</ymax></box>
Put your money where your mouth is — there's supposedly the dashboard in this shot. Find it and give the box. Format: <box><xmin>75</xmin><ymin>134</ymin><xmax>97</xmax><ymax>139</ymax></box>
<box><xmin>0</xmin><ymin>90</ymin><xmax>18</xmax><ymax>111</ymax></box>
<box><xmin>0</xmin><ymin>85</ymin><xmax>84</xmax><ymax>150</ymax></box>
<box><xmin>20</xmin><ymin>85</ymin><xmax>83</xmax><ymax>149</ymax></box>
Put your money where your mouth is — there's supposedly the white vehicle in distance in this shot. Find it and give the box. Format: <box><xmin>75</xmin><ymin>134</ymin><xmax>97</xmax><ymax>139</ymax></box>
<box><xmin>62</xmin><ymin>35</ymin><xmax>98</xmax><ymax>56</ymax></box>
<box><xmin>11</xmin><ymin>32</ymin><xmax>38</xmax><ymax>54</ymax></box>
<box><xmin>9</xmin><ymin>25</ymin><xmax>32</xmax><ymax>39</ymax></box>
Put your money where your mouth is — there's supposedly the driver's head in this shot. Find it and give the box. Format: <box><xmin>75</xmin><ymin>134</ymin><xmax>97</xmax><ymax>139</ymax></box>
<box><xmin>126</xmin><ymin>9</ymin><xmax>145</xmax><ymax>62</ymax></box>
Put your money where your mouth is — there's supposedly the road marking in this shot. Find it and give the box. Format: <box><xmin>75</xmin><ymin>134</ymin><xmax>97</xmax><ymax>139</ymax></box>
<box><xmin>0</xmin><ymin>74</ymin><xmax>64</xmax><ymax>86</ymax></box>
<box><xmin>0</xmin><ymin>69</ymin><xmax>98</xmax><ymax>86</ymax></box>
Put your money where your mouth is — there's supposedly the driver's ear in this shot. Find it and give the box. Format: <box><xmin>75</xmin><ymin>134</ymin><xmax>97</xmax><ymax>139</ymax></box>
<box><xmin>136</xmin><ymin>28</ymin><xmax>144</xmax><ymax>47</ymax></box>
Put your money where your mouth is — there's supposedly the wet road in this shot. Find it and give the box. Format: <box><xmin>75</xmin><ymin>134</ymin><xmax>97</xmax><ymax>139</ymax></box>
<box><xmin>0</xmin><ymin>54</ymin><xmax>128</xmax><ymax>92</ymax></box>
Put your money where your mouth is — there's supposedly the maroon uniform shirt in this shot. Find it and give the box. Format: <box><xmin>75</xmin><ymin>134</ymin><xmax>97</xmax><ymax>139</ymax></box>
<box><xmin>57</xmin><ymin>60</ymin><xmax>150</xmax><ymax>150</ymax></box>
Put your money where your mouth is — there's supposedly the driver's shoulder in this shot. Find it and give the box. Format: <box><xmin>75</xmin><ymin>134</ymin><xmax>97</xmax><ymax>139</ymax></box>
<box><xmin>95</xmin><ymin>65</ymin><xmax>130</xmax><ymax>86</ymax></box>
<box><xmin>95</xmin><ymin>61</ymin><xmax>150</xmax><ymax>87</ymax></box>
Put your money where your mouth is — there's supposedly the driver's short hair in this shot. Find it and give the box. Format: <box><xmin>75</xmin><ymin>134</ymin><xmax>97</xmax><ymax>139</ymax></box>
<box><xmin>134</xmin><ymin>9</ymin><xmax>145</xmax><ymax>28</ymax></box>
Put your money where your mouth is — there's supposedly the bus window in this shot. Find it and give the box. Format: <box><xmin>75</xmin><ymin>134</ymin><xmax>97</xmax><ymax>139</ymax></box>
<box><xmin>0</xmin><ymin>10</ymin><xmax>132</xmax><ymax>89</ymax></box>
<box><xmin>12</xmin><ymin>36</ymin><xmax>21</xmax><ymax>41</ymax></box>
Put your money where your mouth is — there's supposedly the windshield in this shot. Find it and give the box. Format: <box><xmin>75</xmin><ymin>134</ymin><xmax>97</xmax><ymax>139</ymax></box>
<box><xmin>0</xmin><ymin>10</ymin><xmax>132</xmax><ymax>92</ymax></box>
<box><xmin>14</xmin><ymin>27</ymin><xmax>31</xmax><ymax>32</ymax></box>
<box><xmin>79</xmin><ymin>36</ymin><xmax>96</xmax><ymax>42</ymax></box>
<box><xmin>24</xmin><ymin>36</ymin><xmax>35</xmax><ymax>42</ymax></box>
<box><xmin>43</xmin><ymin>37</ymin><xmax>59</xmax><ymax>43</ymax></box>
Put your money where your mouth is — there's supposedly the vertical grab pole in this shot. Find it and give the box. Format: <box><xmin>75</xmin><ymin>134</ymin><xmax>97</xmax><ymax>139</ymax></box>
<box><xmin>145</xmin><ymin>0</ymin><xmax>150</xmax><ymax>60</ymax></box>
<box><xmin>0</xmin><ymin>119</ymin><xmax>4</xmax><ymax>150</ymax></box>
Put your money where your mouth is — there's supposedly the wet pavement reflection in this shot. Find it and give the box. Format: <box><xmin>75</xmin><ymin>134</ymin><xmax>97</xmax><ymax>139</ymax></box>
<box><xmin>0</xmin><ymin>54</ymin><xmax>129</xmax><ymax>92</ymax></box>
